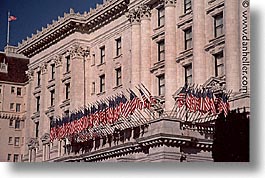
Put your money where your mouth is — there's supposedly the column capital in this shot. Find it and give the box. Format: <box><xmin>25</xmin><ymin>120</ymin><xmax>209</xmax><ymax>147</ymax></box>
<box><xmin>53</xmin><ymin>54</ymin><xmax>62</xmax><ymax>68</ymax></box>
<box><xmin>164</xmin><ymin>0</ymin><xmax>176</xmax><ymax>7</ymax></box>
<box><xmin>139</xmin><ymin>4</ymin><xmax>151</xmax><ymax>20</ymax></box>
<box><xmin>26</xmin><ymin>68</ymin><xmax>34</xmax><ymax>81</ymax></box>
<box><xmin>40</xmin><ymin>62</ymin><xmax>48</xmax><ymax>75</ymax></box>
<box><xmin>68</xmin><ymin>44</ymin><xmax>90</xmax><ymax>59</ymax></box>
<box><xmin>127</xmin><ymin>8</ymin><xmax>141</xmax><ymax>25</ymax></box>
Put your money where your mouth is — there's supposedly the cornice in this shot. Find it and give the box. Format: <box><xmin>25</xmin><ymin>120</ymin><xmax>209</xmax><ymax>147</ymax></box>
<box><xmin>17</xmin><ymin>0</ymin><xmax>129</xmax><ymax>58</ymax></box>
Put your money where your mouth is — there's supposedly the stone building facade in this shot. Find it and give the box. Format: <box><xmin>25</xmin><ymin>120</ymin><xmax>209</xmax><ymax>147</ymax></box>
<box><xmin>12</xmin><ymin>0</ymin><xmax>250</xmax><ymax>162</ymax></box>
<box><xmin>0</xmin><ymin>46</ymin><xmax>29</xmax><ymax>162</ymax></box>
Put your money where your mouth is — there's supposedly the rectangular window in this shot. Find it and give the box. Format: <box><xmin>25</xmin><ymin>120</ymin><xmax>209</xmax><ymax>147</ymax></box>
<box><xmin>11</xmin><ymin>86</ymin><xmax>15</xmax><ymax>94</ymax></box>
<box><xmin>65</xmin><ymin>83</ymin><xmax>70</xmax><ymax>100</ymax></box>
<box><xmin>7</xmin><ymin>154</ymin><xmax>11</xmax><ymax>161</ymax></box>
<box><xmin>184</xmin><ymin>0</ymin><xmax>192</xmax><ymax>14</ymax></box>
<box><xmin>16</xmin><ymin>103</ymin><xmax>21</xmax><ymax>112</ymax></box>
<box><xmin>185</xmin><ymin>64</ymin><xmax>192</xmax><ymax>85</ymax></box>
<box><xmin>158</xmin><ymin>40</ymin><xmax>165</xmax><ymax>62</ymax></box>
<box><xmin>17</xmin><ymin>87</ymin><xmax>22</xmax><ymax>96</ymax></box>
<box><xmin>66</xmin><ymin>55</ymin><xmax>70</xmax><ymax>72</ymax></box>
<box><xmin>13</xmin><ymin>154</ymin><xmax>19</xmax><ymax>162</ymax></box>
<box><xmin>116</xmin><ymin>38</ymin><xmax>122</xmax><ymax>56</ymax></box>
<box><xmin>50</xmin><ymin>89</ymin><xmax>55</xmax><ymax>106</ymax></box>
<box><xmin>116</xmin><ymin>68</ymin><xmax>122</xmax><ymax>86</ymax></box>
<box><xmin>36</xmin><ymin>96</ymin><xmax>40</xmax><ymax>112</ymax></box>
<box><xmin>37</xmin><ymin>71</ymin><xmax>41</xmax><ymax>86</ymax></box>
<box><xmin>214</xmin><ymin>12</ymin><xmax>224</xmax><ymax>38</ymax></box>
<box><xmin>100</xmin><ymin>46</ymin><xmax>105</xmax><ymax>64</ymax></box>
<box><xmin>184</xmin><ymin>27</ymin><xmax>192</xmax><ymax>50</ymax></box>
<box><xmin>51</xmin><ymin>64</ymin><xmax>55</xmax><ymax>80</ymax></box>
<box><xmin>100</xmin><ymin>74</ymin><xmax>105</xmax><ymax>93</ymax></box>
<box><xmin>10</xmin><ymin>103</ymin><xmax>14</xmax><ymax>110</ymax></box>
<box><xmin>8</xmin><ymin>137</ymin><xmax>13</xmax><ymax>144</ymax></box>
<box><xmin>9</xmin><ymin>120</ymin><xmax>13</xmax><ymax>127</ymax></box>
<box><xmin>15</xmin><ymin>120</ymin><xmax>20</xmax><ymax>129</ymax></box>
<box><xmin>35</xmin><ymin>121</ymin><xmax>39</xmax><ymax>138</ymax></box>
<box><xmin>92</xmin><ymin>53</ymin><xmax>95</xmax><ymax>66</ymax></box>
<box><xmin>92</xmin><ymin>82</ymin><xmax>96</xmax><ymax>94</ymax></box>
<box><xmin>214</xmin><ymin>52</ymin><xmax>224</xmax><ymax>77</ymax></box>
<box><xmin>158</xmin><ymin>6</ymin><xmax>165</xmax><ymax>27</ymax></box>
<box><xmin>14</xmin><ymin>137</ymin><xmax>20</xmax><ymax>146</ymax></box>
<box><xmin>158</xmin><ymin>74</ymin><xmax>165</xmax><ymax>96</ymax></box>
<box><xmin>0</xmin><ymin>85</ymin><xmax>2</xmax><ymax>94</ymax></box>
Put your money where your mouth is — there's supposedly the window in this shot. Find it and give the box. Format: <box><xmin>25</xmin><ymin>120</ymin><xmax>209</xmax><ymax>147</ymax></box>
<box><xmin>51</xmin><ymin>64</ymin><xmax>55</xmax><ymax>80</ymax></box>
<box><xmin>66</xmin><ymin>55</ymin><xmax>70</xmax><ymax>72</ymax></box>
<box><xmin>11</xmin><ymin>86</ymin><xmax>15</xmax><ymax>94</ymax></box>
<box><xmin>65</xmin><ymin>83</ymin><xmax>70</xmax><ymax>100</ymax></box>
<box><xmin>184</xmin><ymin>27</ymin><xmax>192</xmax><ymax>50</ymax></box>
<box><xmin>14</xmin><ymin>137</ymin><xmax>20</xmax><ymax>146</ymax></box>
<box><xmin>10</xmin><ymin>103</ymin><xmax>14</xmax><ymax>110</ymax></box>
<box><xmin>184</xmin><ymin>0</ymin><xmax>192</xmax><ymax>13</ymax></box>
<box><xmin>35</xmin><ymin>122</ymin><xmax>39</xmax><ymax>138</ymax></box>
<box><xmin>8</xmin><ymin>137</ymin><xmax>13</xmax><ymax>144</ymax></box>
<box><xmin>50</xmin><ymin>89</ymin><xmax>55</xmax><ymax>106</ymax></box>
<box><xmin>16</xmin><ymin>103</ymin><xmax>21</xmax><ymax>112</ymax></box>
<box><xmin>9</xmin><ymin>120</ymin><xmax>13</xmax><ymax>127</ymax></box>
<box><xmin>115</xmin><ymin>68</ymin><xmax>122</xmax><ymax>86</ymax></box>
<box><xmin>36</xmin><ymin>96</ymin><xmax>40</xmax><ymax>112</ymax></box>
<box><xmin>37</xmin><ymin>71</ymin><xmax>41</xmax><ymax>86</ymax></box>
<box><xmin>158</xmin><ymin>6</ymin><xmax>165</xmax><ymax>27</ymax></box>
<box><xmin>158</xmin><ymin>40</ymin><xmax>165</xmax><ymax>62</ymax></box>
<box><xmin>15</xmin><ymin>120</ymin><xmax>20</xmax><ymax>129</ymax></box>
<box><xmin>92</xmin><ymin>82</ymin><xmax>96</xmax><ymax>94</ymax></box>
<box><xmin>116</xmin><ymin>38</ymin><xmax>122</xmax><ymax>56</ymax></box>
<box><xmin>99</xmin><ymin>74</ymin><xmax>105</xmax><ymax>93</ymax></box>
<box><xmin>158</xmin><ymin>75</ymin><xmax>165</xmax><ymax>96</ymax></box>
<box><xmin>17</xmin><ymin>87</ymin><xmax>22</xmax><ymax>96</ymax></box>
<box><xmin>0</xmin><ymin>85</ymin><xmax>2</xmax><ymax>94</ymax></box>
<box><xmin>7</xmin><ymin>154</ymin><xmax>11</xmax><ymax>161</ymax></box>
<box><xmin>185</xmin><ymin>64</ymin><xmax>192</xmax><ymax>85</ymax></box>
<box><xmin>13</xmin><ymin>154</ymin><xmax>19</xmax><ymax>162</ymax></box>
<box><xmin>92</xmin><ymin>53</ymin><xmax>95</xmax><ymax>65</ymax></box>
<box><xmin>214</xmin><ymin>52</ymin><xmax>224</xmax><ymax>77</ymax></box>
<box><xmin>214</xmin><ymin>12</ymin><xmax>223</xmax><ymax>38</ymax></box>
<box><xmin>100</xmin><ymin>46</ymin><xmax>105</xmax><ymax>64</ymax></box>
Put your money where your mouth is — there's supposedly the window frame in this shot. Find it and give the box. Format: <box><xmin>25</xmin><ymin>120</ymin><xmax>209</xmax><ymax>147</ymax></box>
<box><xmin>37</xmin><ymin>71</ymin><xmax>41</xmax><ymax>87</ymax></box>
<box><xmin>99</xmin><ymin>74</ymin><xmax>105</xmax><ymax>93</ymax></box>
<box><xmin>50</xmin><ymin>89</ymin><xmax>55</xmax><ymax>106</ymax></box>
<box><xmin>158</xmin><ymin>40</ymin><xmax>165</xmax><ymax>62</ymax></box>
<box><xmin>15</xmin><ymin>120</ymin><xmax>20</xmax><ymax>129</ymax></box>
<box><xmin>158</xmin><ymin>74</ymin><xmax>165</xmax><ymax>96</ymax></box>
<box><xmin>11</xmin><ymin>86</ymin><xmax>15</xmax><ymax>94</ymax></box>
<box><xmin>100</xmin><ymin>46</ymin><xmax>105</xmax><ymax>64</ymax></box>
<box><xmin>13</xmin><ymin>154</ymin><xmax>19</xmax><ymax>162</ymax></box>
<box><xmin>15</xmin><ymin>103</ymin><xmax>21</xmax><ymax>112</ymax></box>
<box><xmin>51</xmin><ymin>63</ymin><xmax>55</xmax><ymax>80</ymax></box>
<box><xmin>14</xmin><ymin>137</ymin><xmax>20</xmax><ymax>146</ymax></box>
<box><xmin>36</xmin><ymin>96</ymin><xmax>40</xmax><ymax>112</ymax></box>
<box><xmin>116</xmin><ymin>38</ymin><xmax>122</xmax><ymax>56</ymax></box>
<box><xmin>214</xmin><ymin>12</ymin><xmax>224</xmax><ymax>38</ymax></box>
<box><xmin>65</xmin><ymin>83</ymin><xmax>70</xmax><ymax>100</ymax></box>
<box><xmin>214</xmin><ymin>51</ymin><xmax>224</xmax><ymax>77</ymax></box>
<box><xmin>17</xmin><ymin>87</ymin><xmax>22</xmax><ymax>96</ymax></box>
<box><xmin>184</xmin><ymin>27</ymin><xmax>192</xmax><ymax>50</ymax></box>
<box><xmin>158</xmin><ymin>6</ymin><xmax>165</xmax><ymax>27</ymax></box>
<box><xmin>184</xmin><ymin>0</ymin><xmax>192</xmax><ymax>14</ymax></box>
<box><xmin>115</xmin><ymin>67</ymin><xmax>122</xmax><ymax>87</ymax></box>
<box><xmin>66</xmin><ymin>55</ymin><xmax>71</xmax><ymax>73</ymax></box>
<box><xmin>184</xmin><ymin>64</ymin><xmax>193</xmax><ymax>85</ymax></box>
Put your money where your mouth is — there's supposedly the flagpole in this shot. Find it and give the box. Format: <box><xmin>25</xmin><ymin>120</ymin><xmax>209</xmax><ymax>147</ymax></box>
<box><xmin>7</xmin><ymin>11</ymin><xmax>10</xmax><ymax>46</ymax></box>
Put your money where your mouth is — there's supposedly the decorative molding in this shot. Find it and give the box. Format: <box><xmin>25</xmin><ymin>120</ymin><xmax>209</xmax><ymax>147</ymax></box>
<box><xmin>26</xmin><ymin>69</ymin><xmax>34</xmax><ymax>81</ymax></box>
<box><xmin>54</xmin><ymin>54</ymin><xmax>62</xmax><ymax>67</ymax></box>
<box><xmin>41</xmin><ymin>133</ymin><xmax>50</xmax><ymax>144</ymax></box>
<box><xmin>127</xmin><ymin>8</ymin><xmax>140</xmax><ymax>24</ymax></box>
<box><xmin>40</xmin><ymin>62</ymin><xmax>48</xmax><ymax>74</ymax></box>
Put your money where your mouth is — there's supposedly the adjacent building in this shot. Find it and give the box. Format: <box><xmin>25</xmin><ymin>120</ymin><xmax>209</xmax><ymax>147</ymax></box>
<box><xmin>0</xmin><ymin>0</ymin><xmax>250</xmax><ymax>162</ymax></box>
<box><xmin>0</xmin><ymin>46</ymin><xmax>29</xmax><ymax>162</ymax></box>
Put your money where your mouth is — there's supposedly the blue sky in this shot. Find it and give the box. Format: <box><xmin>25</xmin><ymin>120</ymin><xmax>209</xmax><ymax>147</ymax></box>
<box><xmin>0</xmin><ymin>0</ymin><xmax>102</xmax><ymax>51</ymax></box>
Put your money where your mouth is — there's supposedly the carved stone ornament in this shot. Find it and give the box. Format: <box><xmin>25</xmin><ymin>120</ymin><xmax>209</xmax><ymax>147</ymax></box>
<box><xmin>41</xmin><ymin>133</ymin><xmax>50</xmax><ymax>144</ymax></box>
<box><xmin>40</xmin><ymin>62</ymin><xmax>48</xmax><ymax>74</ymax></box>
<box><xmin>164</xmin><ymin>0</ymin><xmax>176</xmax><ymax>7</ymax></box>
<box><xmin>127</xmin><ymin>8</ymin><xmax>141</xmax><ymax>24</ymax></box>
<box><xmin>27</xmin><ymin>138</ymin><xmax>39</xmax><ymax>149</ymax></box>
<box><xmin>139</xmin><ymin>4</ymin><xmax>151</xmax><ymax>20</ymax></box>
<box><xmin>68</xmin><ymin>44</ymin><xmax>90</xmax><ymax>59</ymax></box>
<box><xmin>26</xmin><ymin>69</ymin><xmax>34</xmax><ymax>81</ymax></box>
<box><xmin>54</xmin><ymin>54</ymin><xmax>62</xmax><ymax>67</ymax></box>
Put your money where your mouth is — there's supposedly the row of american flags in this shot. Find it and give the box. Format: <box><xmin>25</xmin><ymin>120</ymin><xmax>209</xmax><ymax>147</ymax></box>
<box><xmin>175</xmin><ymin>84</ymin><xmax>231</xmax><ymax>121</ymax></box>
<box><xmin>50</xmin><ymin>84</ymin><xmax>159</xmax><ymax>142</ymax></box>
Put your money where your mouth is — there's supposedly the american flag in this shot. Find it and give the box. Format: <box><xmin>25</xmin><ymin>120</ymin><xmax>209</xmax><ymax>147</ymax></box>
<box><xmin>176</xmin><ymin>86</ymin><xmax>186</xmax><ymax>108</ymax></box>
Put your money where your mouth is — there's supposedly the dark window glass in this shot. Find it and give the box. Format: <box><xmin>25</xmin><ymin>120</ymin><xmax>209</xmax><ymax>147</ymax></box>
<box><xmin>158</xmin><ymin>74</ymin><xmax>165</xmax><ymax>96</ymax></box>
<box><xmin>158</xmin><ymin>7</ymin><xmax>165</xmax><ymax>27</ymax></box>
<box><xmin>158</xmin><ymin>40</ymin><xmax>165</xmax><ymax>62</ymax></box>
<box><xmin>100</xmin><ymin>46</ymin><xmax>105</xmax><ymax>64</ymax></box>
<box><xmin>214</xmin><ymin>12</ymin><xmax>224</xmax><ymax>38</ymax></box>
<box><xmin>214</xmin><ymin>52</ymin><xmax>224</xmax><ymax>77</ymax></box>
<box><xmin>100</xmin><ymin>75</ymin><xmax>105</xmax><ymax>93</ymax></box>
<box><xmin>184</xmin><ymin>0</ymin><xmax>192</xmax><ymax>13</ymax></box>
<box><xmin>116</xmin><ymin>68</ymin><xmax>122</xmax><ymax>86</ymax></box>
<box><xmin>185</xmin><ymin>64</ymin><xmax>192</xmax><ymax>85</ymax></box>
<box><xmin>116</xmin><ymin>38</ymin><xmax>122</xmax><ymax>56</ymax></box>
<box><xmin>184</xmin><ymin>27</ymin><xmax>192</xmax><ymax>50</ymax></box>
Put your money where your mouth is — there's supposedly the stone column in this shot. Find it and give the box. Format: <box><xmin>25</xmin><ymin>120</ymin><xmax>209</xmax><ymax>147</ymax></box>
<box><xmin>225</xmin><ymin>1</ymin><xmax>240</xmax><ymax>92</ymax></box>
<box><xmin>68</xmin><ymin>44</ymin><xmax>89</xmax><ymax>110</ymax></box>
<box><xmin>54</xmin><ymin>54</ymin><xmax>62</xmax><ymax>113</ymax></box>
<box><xmin>40</xmin><ymin>63</ymin><xmax>48</xmax><ymax>139</ymax></box>
<box><xmin>128</xmin><ymin>8</ymin><xmax>141</xmax><ymax>88</ymax></box>
<box><xmin>140</xmin><ymin>5</ymin><xmax>151</xmax><ymax>91</ymax></box>
<box><xmin>193</xmin><ymin>0</ymin><xmax>206</xmax><ymax>85</ymax></box>
<box><xmin>164</xmin><ymin>0</ymin><xmax>178</xmax><ymax>111</ymax></box>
